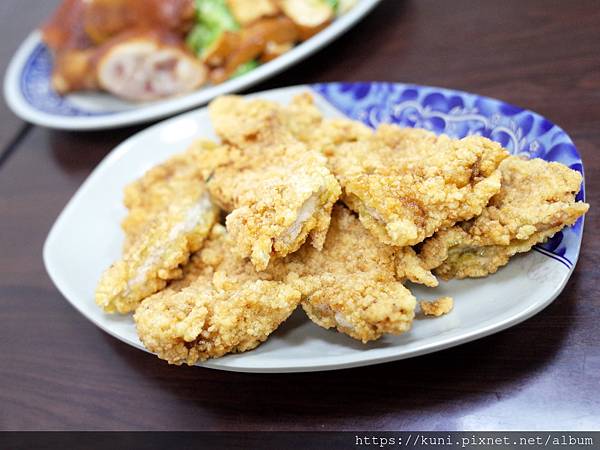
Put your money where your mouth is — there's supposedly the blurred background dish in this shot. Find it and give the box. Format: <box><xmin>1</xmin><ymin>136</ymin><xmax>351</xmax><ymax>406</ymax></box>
<box><xmin>3</xmin><ymin>0</ymin><xmax>380</xmax><ymax>130</ymax></box>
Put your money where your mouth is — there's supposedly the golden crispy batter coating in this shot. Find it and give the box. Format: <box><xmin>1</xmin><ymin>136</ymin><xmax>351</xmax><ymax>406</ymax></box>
<box><xmin>134</xmin><ymin>225</ymin><xmax>301</xmax><ymax>365</ymax></box>
<box><xmin>209</xmin><ymin>95</ymin><xmax>290</xmax><ymax>148</ymax></box>
<box><xmin>420</xmin><ymin>296</ymin><xmax>454</xmax><ymax>317</ymax></box>
<box><xmin>134</xmin><ymin>280</ymin><xmax>300</xmax><ymax>365</ymax></box>
<box><xmin>282</xmin><ymin>205</ymin><xmax>417</xmax><ymax>343</ymax></box>
<box><xmin>209</xmin><ymin>205</ymin><xmax>421</xmax><ymax>343</ymax></box>
<box><xmin>121</xmin><ymin>140</ymin><xmax>219</xmax><ymax>249</ymax></box>
<box><xmin>181</xmin><ymin>208</ymin><xmax>421</xmax><ymax>345</ymax></box>
<box><xmin>269</xmin><ymin>94</ymin><xmax>438</xmax><ymax>288</ymax></box>
<box><xmin>207</xmin><ymin>95</ymin><xmax>341</xmax><ymax>270</ymax></box>
<box><xmin>395</xmin><ymin>246</ymin><xmax>438</xmax><ymax>287</ymax></box>
<box><xmin>184</xmin><ymin>225</ymin><xmax>287</xmax><ymax>285</ymax></box>
<box><xmin>419</xmin><ymin>156</ymin><xmax>589</xmax><ymax>279</ymax></box>
<box><xmin>286</xmin><ymin>204</ymin><xmax>398</xmax><ymax>277</ymax></box>
<box><xmin>96</xmin><ymin>145</ymin><xmax>219</xmax><ymax>314</ymax></box>
<box><xmin>301</xmin><ymin>274</ymin><xmax>415</xmax><ymax>342</ymax></box>
<box><xmin>329</xmin><ymin>125</ymin><xmax>508</xmax><ymax>247</ymax></box>
<box><xmin>281</xmin><ymin>92</ymin><xmax>374</xmax><ymax>153</ymax></box>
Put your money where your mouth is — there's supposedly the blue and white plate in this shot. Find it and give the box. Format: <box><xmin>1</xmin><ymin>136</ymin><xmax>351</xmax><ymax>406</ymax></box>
<box><xmin>3</xmin><ymin>0</ymin><xmax>380</xmax><ymax>130</ymax></box>
<box><xmin>44</xmin><ymin>83</ymin><xmax>586</xmax><ymax>372</ymax></box>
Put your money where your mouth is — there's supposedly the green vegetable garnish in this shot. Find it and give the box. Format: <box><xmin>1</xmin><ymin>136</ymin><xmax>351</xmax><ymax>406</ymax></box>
<box><xmin>231</xmin><ymin>60</ymin><xmax>259</xmax><ymax>78</ymax></box>
<box><xmin>186</xmin><ymin>24</ymin><xmax>219</xmax><ymax>55</ymax></box>
<box><xmin>324</xmin><ymin>0</ymin><xmax>339</xmax><ymax>13</ymax></box>
<box><xmin>196</xmin><ymin>0</ymin><xmax>239</xmax><ymax>31</ymax></box>
<box><xmin>187</xmin><ymin>0</ymin><xmax>239</xmax><ymax>57</ymax></box>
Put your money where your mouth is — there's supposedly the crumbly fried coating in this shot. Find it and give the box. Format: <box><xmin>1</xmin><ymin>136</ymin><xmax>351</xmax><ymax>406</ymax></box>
<box><xmin>329</xmin><ymin>125</ymin><xmax>508</xmax><ymax>247</ymax></box>
<box><xmin>419</xmin><ymin>156</ymin><xmax>589</xmax><ymax>279</ymax></box>
<box><xmin>96</xmin><ymin>146</ymin><xmax>219</xmax><ymax>314</ymax></box>
<box><xmin>420</xmin><ymin>296</ymin><xmax>454</xmax><ymax>317</ymax></box>
<box><xmin>286</xmin><ymin>204</ymin><xmax>398</xmax><ymax>277</ymax></box>
<box><xmin>277</xmin><ymin>94</ymin><xmax>439</xmax><ymax>288</ymax></box>
<box><xmin>134</xmin><ymin>280</ymin><xmax>300</xmax><ymax>365</ymax></box>
<box><xmin>134</xmin><ymin>225</ymin><xmax>302</xmax><ymax>365</ymax></box>
<box><xmin>207</xmin><ymin>205</ymin><xmax>420</xmax><ymax>343</ymax></box>
<box><xmin>209</xmin><ymin>95</ymin><xmax>288</xmax><ymax>148</ymax></box>
<box><xmin>281</xmin><ymin>205</ymin><xmax>417</xmax><ymax>343</ymax></box>
<box><xmin>206</xmin><ymin>95</ymin><xmax>341</xmax><ymax>270</ymax></box>
<box><xmin>301</xmin><ymin>274</ymin><xmax>415</xmax><ymax>341</ymax></box>
<box><xmin>280</xmin><ymin>92</ymin><xmax>374</xmax><ymax>153</ymax></box>
<box><xmin>395</xmin><ymin>246</ymin><xmax>438</xmax><ymax>287</ymax></box>
<box><xmin>121</xmin><ymin>140</ymin><xmax>219</xmax><ymax>249</ymax></box>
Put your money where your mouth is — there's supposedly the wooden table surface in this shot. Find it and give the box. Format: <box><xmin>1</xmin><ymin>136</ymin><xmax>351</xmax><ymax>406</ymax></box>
<box><xmin>1</xmin><ymin>0</ymin><xmax>599</xmax><ymax>431</ymax></box>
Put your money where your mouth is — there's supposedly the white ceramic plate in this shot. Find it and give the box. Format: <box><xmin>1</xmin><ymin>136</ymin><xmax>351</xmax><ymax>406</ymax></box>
<box><xmin>4</xmin><ymin>0</ymin><xmax>380</xmax><ymax>130</ymax></box>
<box><xmin>43</xmin><ymin>83</ymin><xmax>586</xmax><ymax>372</ymax></box>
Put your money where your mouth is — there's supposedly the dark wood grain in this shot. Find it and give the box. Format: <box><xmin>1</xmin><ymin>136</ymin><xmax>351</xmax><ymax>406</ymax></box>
<box><xmin>1</xmin><ymin>0</ymin><xmax>599</xmax><ymax>431</ymax></box>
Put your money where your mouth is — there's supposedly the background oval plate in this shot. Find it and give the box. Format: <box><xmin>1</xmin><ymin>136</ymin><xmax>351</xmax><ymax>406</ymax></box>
<box><xmin>4</xmin><ymin>0</ymin><xmax>380</xmax><ymax>130</ymax></box>
<box><xmin>43</xmin><ymin>82</ymin><xmax>586</xmax><ymax>372</ymax></box>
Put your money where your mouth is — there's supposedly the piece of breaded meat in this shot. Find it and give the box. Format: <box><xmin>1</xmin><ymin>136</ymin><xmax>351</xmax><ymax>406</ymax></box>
<box><xmin>96</xmin><ymin>144</ymin><xmax>219</xmax><ymax>314</ymax></box>
<box><xmin>419</xmin><ymin>156</ymin><xmax>589</xmax><ymax>279</ymax></box>
<box><xmin>328</xmin><ymin>125</ymin><xmax>509</xmax><ymax>247</ymax></box>
<box><xmin>299</xmin><ymin>274</ymin><xmax>417</xmax><ymax>343</ymax></box>
<box><xmin>395</xmin><ymin>246</ymin><xmax>438</xmax><ymax>287</ymax></box>
<box><xmin>282</xmin><ymin>205</ymin><xmax>418</xmax><ymax>343</ymax></box>
<box><xmin>209</xmin><ymin>203</ymin><xmax>428</xmax><ymax>342</ymax></box>
<box><xmin>134</xmin><ymin>225</ymin><xmax>302</xmax><ymax>365</ymax></box>
<box><xmin>207</xmin><ymin>95</ymin><xmax>341</xmax><ymax>270</ymax></box>
<box><xmin>121</xmin><ymin>140</ymin><xmax>220</xmax><ymax>249</ymax></box>
<box><xmin>276</xmin><ymin>95</ymin><xmax>438</xmax><ymax>288</ymax></box>
<box><xmin>280</xmin><ymin>92</ymin><xmax>374</xmax><ymax>153</ymax></box>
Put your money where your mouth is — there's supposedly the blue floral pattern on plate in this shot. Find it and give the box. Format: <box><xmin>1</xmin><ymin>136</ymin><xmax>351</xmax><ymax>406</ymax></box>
<box><xmin>20</xmin><ymin>43</ymin><xmax>111</xmax><ymax>117</ymax></box>
<box><xmin>312</xmin><ymin>82</ymin><xmax>585</xmax><ymax>269</ymax></box>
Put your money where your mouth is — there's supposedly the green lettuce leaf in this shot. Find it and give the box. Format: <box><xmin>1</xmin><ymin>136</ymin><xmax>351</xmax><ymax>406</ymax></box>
<box><xmin>231</xmin><ymin>60</ymin><xmax>259</xmax><ymax>78</ymax></box>
<box><xmin>187</xmin><ymin>0</ymin><xmax>239</xmax><ymax>57</ymax></box>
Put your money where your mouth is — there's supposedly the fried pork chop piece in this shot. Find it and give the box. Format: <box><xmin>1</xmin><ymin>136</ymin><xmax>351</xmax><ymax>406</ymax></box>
<box><xmin>198</xmin><ymin>206</ymin><xmax>427</xmax><ymax>341</ymax></box>
<box><xmin>206</xmin><ymin>95</ymin><xmax>341</xmax><ymax>270</ymax></box>
<box><xmin>419</xmin><ymin>156</ymin><xmax>589</xmax><ymax>279</ymax></box>
<box><xmin>299</xmin><ymin>274</ymin><xmax>416</xmax><ymax>343</ymax></box>
<box><xmin>121</xmin><ymin>140</ymin><xmax>218</xmax><ymax>249</ymax></box>
<box><xmin>282</xmin><ymin>205</ymin><xmax>417</xmax><ymax>343</ymax></box>
<box><xmin>395</xmin><ymin>246</ymin><xmax>438</xmax><ymax>288</ymax></box>
<box><xmin>329</xmin><ymin>125</ymin><xmax>509</xmax><ymax>247</ymax></box>
<box><xmin>280</xmin><ymin>93</ymin><xmax>374</xmax><ymax>153</ymax></box>
<box><xmin>95</xmin><ymin>147</ymin><xmax>219</xmax><ymax>314</ymax></box>
<box><xmin>135</xmin><ymin>280</ymin><xmax>300</xmax><ymax>365</ymax></box>
<box><xmin>134</xmin><ymin>225</ymin><xmax>302</xmax><ymax>365</ymax></box>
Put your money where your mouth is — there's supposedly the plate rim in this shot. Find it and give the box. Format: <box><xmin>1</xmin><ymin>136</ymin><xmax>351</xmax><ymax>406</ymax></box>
<box><xmin>43</xmin><ymin>82</ymin><xmax>585</xmax><ymax>372</ymax></box>
<box><xmin>4</xmin><ymin>0</ymin><xmax>381</xmax><ymax>130</ymax></box>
